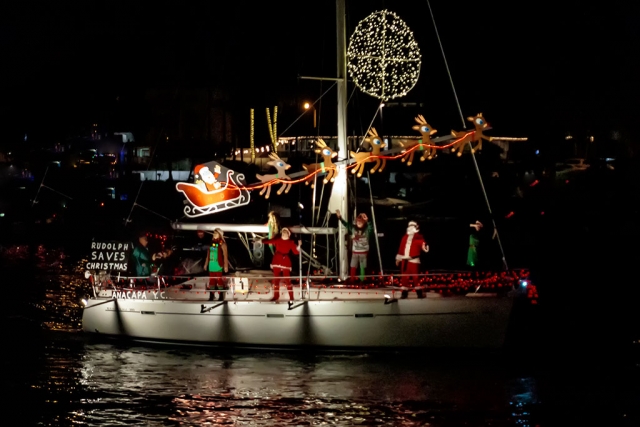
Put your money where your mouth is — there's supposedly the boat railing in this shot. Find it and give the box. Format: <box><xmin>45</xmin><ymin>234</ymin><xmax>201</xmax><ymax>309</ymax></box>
<box><xmin>87</xmin><ymin>268</ymin><xmax>531</xmax><ymax>295</ymax></box>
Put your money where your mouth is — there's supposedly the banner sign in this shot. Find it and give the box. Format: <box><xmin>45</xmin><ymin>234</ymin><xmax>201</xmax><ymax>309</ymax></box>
<box><xmin>86</xmin><ymin>241</ymin><xmax>131</xmax><ymax>272</ymax></box>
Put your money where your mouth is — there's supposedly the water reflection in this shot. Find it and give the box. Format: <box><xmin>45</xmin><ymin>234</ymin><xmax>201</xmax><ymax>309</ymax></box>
<box><xmin>3</xmin><ymin>243</ymin><xmax>639</xmax><ymax>426</ymax></box>
<box><xmin>70</xmin><ymin>343</ymin><xmax>537</xmax><ymax>426</ymax></box>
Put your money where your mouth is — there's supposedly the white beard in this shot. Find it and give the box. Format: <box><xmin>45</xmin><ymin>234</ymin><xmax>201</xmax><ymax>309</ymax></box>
<box><xmin>406</xmin><ymin>226</ymin><xmax>417</xmax><ymax>235</ymax></box>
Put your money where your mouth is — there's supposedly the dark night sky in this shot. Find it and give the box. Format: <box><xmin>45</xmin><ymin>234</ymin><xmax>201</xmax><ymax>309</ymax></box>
<box><xmin>1</xmin><ymin>0</ymin><xmax>639</xmax><ymax>145</ymax></box>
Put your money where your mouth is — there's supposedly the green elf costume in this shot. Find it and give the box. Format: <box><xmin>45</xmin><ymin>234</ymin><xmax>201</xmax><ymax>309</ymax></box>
<box><xmin>205</xmin><ymin>228</ymin><xmax>229</xmax><ymax>298</ymax></box>
<box><xmin>467</xmin><ymin>221</ymin><xmax>483</xmax><ymax>267</ymax></box>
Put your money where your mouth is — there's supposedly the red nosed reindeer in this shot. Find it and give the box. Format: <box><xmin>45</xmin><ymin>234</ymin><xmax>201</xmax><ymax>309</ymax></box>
<box><xmin>400</xmin><ymin>115</ymin><xmax>438</xmax><ymax>165</ymax></box>
<box><xmin>255</xmin><ymin>152</ymin><xmax>292</xmax><ymax>199</ymax></box>
<box><xmin>302</xmin><ymin>138</ymin><xmax>338</xmax><ymax>187</ymax></box>
<box><xmin>450</xmin><ymin>113</ymin><xmax>491</xmax><ymax>156</ymax></box>
<box><xmin>350</xmin><ymin>128</ymin><xmax>386</xmax><ymax>178</ymax></box>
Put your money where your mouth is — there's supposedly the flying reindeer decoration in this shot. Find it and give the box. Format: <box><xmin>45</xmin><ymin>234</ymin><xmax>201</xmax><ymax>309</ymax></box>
<box><xmin>450</xmin><ymin>113</ymin><xmax>491</xmax><ymax>156</ymax></box>
<box><xmin>302</xmin><ymin>138</ymin><xmax>338</xmax><ymax>187</ymax></box>
<box><xmin>350</xmin><ymin>127</ymin><xmax>386</xmax><ymax>178</ymax></box>
<box><xmin>255</xmin><ymin>152</ymin><xmax>292</xmax><ymax>199</ymax></box>
<box><xmin>400</xmin><ymin>114</ymin><xmax>438</xmax><ymax>165</ymax></box>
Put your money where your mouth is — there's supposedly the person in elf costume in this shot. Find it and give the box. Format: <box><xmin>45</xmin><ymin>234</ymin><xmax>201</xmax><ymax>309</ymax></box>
<box><xmin>336</xmin><ymin>210</ymin><xmax>373</xmax><ymax>281</ymax></box>
<box><xmin>260</xmin><ymin>228</ymin><xmax>301</xmax><ymax>302</ymax></box>
<box><xmin>395</xmin><ymin>220</ymin><xmax>429</xmax><ymax>288</ymax></box>
<box><xmin>205</xmin><ymin>228</ymin><xmax>229</xmax><ymax>299</ymax></box>
<box><xmin>467</xmin><ymin>221</ymin><xmax>483</xmax><ymax>268</ymax></box>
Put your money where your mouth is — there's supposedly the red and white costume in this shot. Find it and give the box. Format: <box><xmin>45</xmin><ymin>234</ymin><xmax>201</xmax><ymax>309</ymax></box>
<box><xmin>262</xmin><ymin>232</ymin><xmax>300</xmax><ymax>301</ymax></box>
<box><xmin>194</xmin><ymin>164</ymin><xmax>222</xmax><ymax>192</ymax></box>
<box><xmin>262</xmin><ymin>237</ymin><xmax>300</xmax><ymax>271</ymax></box>
<box><xmin>395</xmin><ymin>221</ymin><xmax>429</xmax><ymax>287</ymax></box>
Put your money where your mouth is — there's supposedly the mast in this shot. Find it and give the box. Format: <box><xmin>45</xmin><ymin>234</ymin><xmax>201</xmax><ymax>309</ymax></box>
<box><xmin>335</xmin><ymin>0</ymin><xmax>349</xmax><ymax>280</ymax></box>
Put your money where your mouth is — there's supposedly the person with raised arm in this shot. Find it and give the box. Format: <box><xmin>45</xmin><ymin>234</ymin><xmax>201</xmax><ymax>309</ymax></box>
<box><xmin>395</xmin><ymin>221</ymin><xmax>429</xmax><ymax>289</ymax></box>
<box><xmin>336</xmin><ymin>210</ymin><xmax>373</xmax><ymax>282</ymax></box>
<box><xmin>259</xmin><ymin>228</ymin><xmax>301</xmax><ymax>302</ymax></box>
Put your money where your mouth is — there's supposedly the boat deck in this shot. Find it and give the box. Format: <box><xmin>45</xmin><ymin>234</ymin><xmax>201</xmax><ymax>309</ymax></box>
<box><xmin>90</xmin><ymin>269</ymin><xmax>533</xmax><ymax>302</ymax></box>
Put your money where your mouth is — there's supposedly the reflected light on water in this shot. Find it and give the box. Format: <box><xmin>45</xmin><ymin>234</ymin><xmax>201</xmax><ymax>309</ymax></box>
<box><xmin>3</xmin><ymin>242</ymin><xmax>543</xmax><ymax>426</ymax></box>
<box><xmin>71</xmin><ymin>344</ymin><xmax>541</xmax><ymax>426</ymax></box>
<box><xmin>5</xmin><ymin>243</ymin><xmax>640</xmax><ymax>426</ymax></box>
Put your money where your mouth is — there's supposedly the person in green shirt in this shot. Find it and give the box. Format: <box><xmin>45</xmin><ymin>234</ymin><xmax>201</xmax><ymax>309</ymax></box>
<box><xmin>205</xmin><ymin>228</ymin><xmax>229</xmax><ymax>299</ymax></box>
<box><xmin>467</xmin><ymin>221</ymin><xmax>483</xmax><ymax>268</ymax></box>
<box><xmin>131</xmin><ymin>233</ymin><xmax>157</xmax><ymax>277</ymax></box>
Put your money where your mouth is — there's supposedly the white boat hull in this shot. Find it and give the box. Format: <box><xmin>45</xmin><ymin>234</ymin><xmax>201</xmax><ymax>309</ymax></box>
<box><xmin>82</xmin><ymin>277</ymin><xmax>519</xmax><ymax>350</ymax></box>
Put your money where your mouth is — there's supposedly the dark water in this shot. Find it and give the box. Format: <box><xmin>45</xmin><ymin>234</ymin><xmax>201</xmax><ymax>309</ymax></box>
<box><xmin>2</xmin><ymin>244</ymin><xmax>640</xmax><ymax>426</ymax></box>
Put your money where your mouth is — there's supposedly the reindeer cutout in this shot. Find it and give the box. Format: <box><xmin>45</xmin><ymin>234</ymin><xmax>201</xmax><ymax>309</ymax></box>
<box><xmin>400</xmin><ymin>115</ymin><xmax>438</xmax><ymax>165</ymax></box>
<box><xmin>302</xmin><ymin>138</ymin><xmax>338</xmax><ymax>187</ymax></box>
<box><xmin>350</xmin><ymin>128</ymin><xmax>386</xmax><ymax>178</ymax></box>
<box><xmin>450</xmin><ymin>113</ymin><xmax>491</xmax><ymax>156</ymax></box>
<box><xmin>255</xmin><ymin>152</ymin><xmax>292</xmax><ymax>199</ymax></box>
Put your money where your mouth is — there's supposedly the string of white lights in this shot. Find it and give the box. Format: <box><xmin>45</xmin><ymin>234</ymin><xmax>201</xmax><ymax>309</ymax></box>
<box><xmin>347</xmin><ymin>10</ymin><xmax>421</xmax><ymax>101</ymax></box>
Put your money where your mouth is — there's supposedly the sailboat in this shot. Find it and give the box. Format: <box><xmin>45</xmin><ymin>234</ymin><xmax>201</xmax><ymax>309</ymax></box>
<box><xmin>81</xmin><ymin>1</ymin><xmax>534</xmax><ymax>350</ymax></box>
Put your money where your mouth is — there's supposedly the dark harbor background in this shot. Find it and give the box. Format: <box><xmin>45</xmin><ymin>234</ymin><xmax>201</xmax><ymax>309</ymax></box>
<box><xmin>2</xmin><ymin>0</ymin><xmax>640</xmax><ymax>425</ymax></box>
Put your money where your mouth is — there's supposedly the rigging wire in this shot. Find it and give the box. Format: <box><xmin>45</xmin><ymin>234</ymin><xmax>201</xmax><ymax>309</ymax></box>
<box><xmin>131</xmin><ymin>202</ymin><xmax>173</xmax><ymax>223</ymax></box>
<box><xmin>367</xmin><ymin>171</ymin><xmax>384</xmax><ymax>275</ymax></box>
<box><xmin>354</xmin><ymin>101</ymin><xmax>384</xmax><ymax>153</ymax></box>
<box><xmin>124</xmin><ymin>87</ymin><xmax>180</xmax><ymax>227</ymax></box>
<box><xmin>426</xmin><ymin>0</ymin><xmax>509</xmax><ymax>270</ymax></box>
<box><xmin>277</xmin><ymin>82</ymin><xmax>336</xmax><ymax>138</ymax></box>
<box><xmin>40</xmin><ymin>185</ymin><xmax>73</xmax><ymax>200</ymax></box>
<box><xmin>124</xmin><ymin>138</ymin><xmax>160</xmax><ymax>226</ymax></box>
<box><xmin>426</xmin><ymin>0</ymin><xmax>465</xmax><ymax>129</ymax></box>
<box><xmin>31</xmin><ymin>166</ymin><xmax>48</xmax><ymax>207</ymax></box>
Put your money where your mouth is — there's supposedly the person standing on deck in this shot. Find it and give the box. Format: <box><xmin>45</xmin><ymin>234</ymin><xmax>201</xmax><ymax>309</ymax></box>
<box><xmin>335</xmin><ymin>210</ymin><xmax>373</xmax><ymax>282</ymax></box>
<box><xmin>132</xmin><ymin>233</ymin><xmax>158</xmax><ymax>277</ymax></box>
<box><xmin>467</xmin><ymin>221</ymin><xmax>483</xmax><ymax>268</ymax></box>
<box><xmin>205</xmin><ymin>228</ymin><xmax>228</xmax><ymax>300</ymax></box>
<box><xmin>395</xmin><ymin>221</ymin><xmax>429</xmax><ymax>288</ymax></box>
<box><xmin>259</xmin><ymin>228</ymin><xmax>301</xmax><ymax>302</ymax></box>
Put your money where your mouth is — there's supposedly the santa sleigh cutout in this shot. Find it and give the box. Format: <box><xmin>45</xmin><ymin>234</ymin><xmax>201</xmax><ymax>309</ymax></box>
<box><xmin>176</xmin><ymin>168</ymin><xmax>250</xmax><ymax>217</ymax></box>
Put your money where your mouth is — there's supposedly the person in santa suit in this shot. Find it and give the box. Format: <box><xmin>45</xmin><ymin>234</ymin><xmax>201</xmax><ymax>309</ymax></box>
<box><xmin>395</xmin><ymin>220</ymin><xmax>429</xmax><ymax>288</ymax></box>
<box><xmin>260</xmin><ymin>228</ymin><xmax>301</xmax><ymax>302</ymax></box>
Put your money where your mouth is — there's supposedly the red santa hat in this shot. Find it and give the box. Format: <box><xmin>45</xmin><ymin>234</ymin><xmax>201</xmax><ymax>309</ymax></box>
<box><xmin>194</xmin><ymin>164</ymin><xmax>206</xmax><ymax>176</ymax></box>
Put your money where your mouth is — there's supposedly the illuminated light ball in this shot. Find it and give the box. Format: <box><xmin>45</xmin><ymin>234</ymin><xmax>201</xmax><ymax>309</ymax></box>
<box><xmin>347</xmin><ymin>10</ymin><xmax>421</xmax><ymax>101</ymax></box>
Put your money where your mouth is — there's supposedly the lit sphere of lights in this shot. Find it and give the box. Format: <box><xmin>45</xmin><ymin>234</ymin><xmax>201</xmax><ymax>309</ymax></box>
<box><xmin>347</xmin><ymin>10</ymin><xmax>421</xmax><ymax>101</ymax></box>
